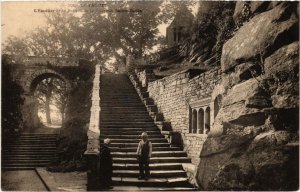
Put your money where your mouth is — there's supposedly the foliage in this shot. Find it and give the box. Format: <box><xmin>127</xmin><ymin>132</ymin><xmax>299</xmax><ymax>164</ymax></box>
<box><xmin>194</xmin><ymin>1</ymin><xmax>236</xmax><ymax>63</ymax></box>
<box><xmin>1</xmin><ymin>56</ymin><xmax>24</xmax><ymax>135</ymax></box>
<box><xmin>2</xmin><ymin>2</ymin><xmax>200</xmax><ymax>71</ymax></box>
<box><xmin>35</xmin><ymin>77</ymin><xmax>68</xmax><ymax>124</ymax></box>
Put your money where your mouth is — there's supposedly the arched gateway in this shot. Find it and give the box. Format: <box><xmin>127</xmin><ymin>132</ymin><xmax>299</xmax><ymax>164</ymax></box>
<box><xmin>7</xmin><ymin>56</ymin><xmax>81</xmax><ymax>131</ymax></box>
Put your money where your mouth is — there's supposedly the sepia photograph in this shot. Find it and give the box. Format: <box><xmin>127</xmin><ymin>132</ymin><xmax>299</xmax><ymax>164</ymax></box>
<box><xmin>1</xmin><ymin>1</ymin><xmax>299</xmax><ymax>191</ymax></box>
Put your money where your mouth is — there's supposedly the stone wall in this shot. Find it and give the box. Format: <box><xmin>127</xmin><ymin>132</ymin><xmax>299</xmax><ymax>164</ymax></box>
<box><xmin>145</xmin><ymin>67</ymin><xmax>222</xmax><ymax>165</ymax></box>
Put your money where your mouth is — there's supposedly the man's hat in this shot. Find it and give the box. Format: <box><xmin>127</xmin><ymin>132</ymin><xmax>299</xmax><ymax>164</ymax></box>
<box><xmin>141</xmin><ymin>132</ymin><xmax>148</xmax><ymax>137</ymax></box>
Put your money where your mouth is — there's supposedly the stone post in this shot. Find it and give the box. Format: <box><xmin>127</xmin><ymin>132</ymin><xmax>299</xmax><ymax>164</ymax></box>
<box><xmin>126</xmin><ymin>55</ymin><xmax>136</xmax><ymax>74</ymax></box>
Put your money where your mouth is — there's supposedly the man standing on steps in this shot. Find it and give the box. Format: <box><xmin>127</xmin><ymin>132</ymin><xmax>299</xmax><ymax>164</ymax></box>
<box><xmin>100</xmin><ymin>138</ymin><xmax>113</xmax><ymax>189</ymax></box>
<box><xmin>137</xmin><ymin>132</ymin><xmax>152</xmax><ymax>180</ymax></box>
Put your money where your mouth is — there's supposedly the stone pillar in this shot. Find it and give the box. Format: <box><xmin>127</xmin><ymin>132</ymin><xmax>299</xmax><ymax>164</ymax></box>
<box><xmin>118</xmin><ymin>62</ymin><xmax>126</xmax><ymax>74</ymax></box>
<box><xmin>126</xmin><ymin>55</ymin><xmax>136</xmax><ymax>74</ymax></box>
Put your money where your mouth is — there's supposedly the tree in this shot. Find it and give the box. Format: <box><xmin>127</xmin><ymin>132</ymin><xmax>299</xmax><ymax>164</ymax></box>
<box><xmin>3</xmin><ymin>1</ymin><xmax>194</xmax><ymax>69</ymax></box>
<box><xmin>2</xmin><ymin>56</ymin><xmax>24</xmax><ymax>134</ymax></box>
<box><xmin>51</xmin><ymin>78</ymin><xmax>68</xmax><ymax>123</ymax></box>
<box><xmin>35</xmin><ymin>78</ymin><xmax>54</xmax><ymax>124</ymax></box>
<box><xmin>34</xmin><ymin>77</ymin><xmax>68</xmax><ymax>124</ymax></box>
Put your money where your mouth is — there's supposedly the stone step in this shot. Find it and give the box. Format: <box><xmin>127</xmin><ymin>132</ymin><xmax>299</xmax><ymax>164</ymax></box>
<box><xmin>100</xmin><ymin>138</ymin><xmax>168</xmax><ymax>144</ymax></box>
<box><xmin>101</xmin><ymin>119</ymin><xmax>154</xmax><ymax>122</ymax></box>
<box><xmin>101</xmin><ymin>109</ymin><xmax>148</xmax><ymax>113</ymax></box>
<box><xmin>105</xmin><ymin>143</ymin><xmax>170</xmax><ymax>148</ymax></box>
<box><xmin>3</xmin><ymin>150</ymin><xmax>57</xmax><ymax>154</ymax></box>
<box><xmin>111</xmin><ymin>151</ymin><xmax>187</xmax><ymax>158</ymax></box>
<box><xmin>130</xmin><ymin>187</ymin><xmax>196</xmax><ymax>191</ymax></box>
<box><xmin>109</xmin><ymin>147</ymin><xmax>182</xmax><ymax>152</ymax></box>
<box><xmin>113</xmin><ymin>157</ymin><xmax>191</xmax><ymax>164</ymax></box>
<box><xmin>100</xmin><ymin>100</ymin><xmax>142</xmax><ymax>103</ymax></box>
<box><xmin>5</xmin><ymin>137</ymin><xmax>57</xmax><ymax>141</ymax></box>
<box><xmin>2</xmin><ymin>157</ymin><xmax>55</xmax><ymax>161</ymax></box>
<box><xmin>16</xmin><ymin>133</ymin><xmax>58</xmax><ymax>137</ymax></box>
<box><xmin>101</xmin><ymin>122</ymin><xmax>156</xmax><ymax>125</ymax></box>
<box><xmin>5</xmin><ymin>141</ymin><xmax>56</xmax><ymax>144</ymax></box>
<box><xmin>5</xmin><ymin>144</ymin><xmax>56</xmax><ymax>148</ymax></box>
<box><xmin>2</xmin><ymin>149</ymin><xmax>56</xmax><ymax>152</ymax></box>
<box><xmin>101</xmin><ymin>115</ymin><xmax>152</xmax><ymax>118</ymax></box>
<box><xmin>100</xmin><ymin>134</ymin><xmax>163</xmax><ymax>139</ymax></box>
<box><xmin>100</xmin><ymin>130</ymin><xmax>161</xmax><ymax>135</ymax></box>
<box><xmin>101</xmin><ymin>99</ymin><xmax>141</xmax><ymax>102</ymax></box>
<box><xmin>113</xmin><ymin>170</ymin><xmax>187</xmax><ymax>178</ymax></box>
<box><xmin>2</xmin><ymin>159</ymin><xmax>52</xmax><ymax>163</ymax></box>
<box><xmin>101</xmin><ymin>104</ymin><xmax>145</xmax><ymax>107</ymax></box>
<box><xmin>101</xmin><ymin>124</ymin><xmax>156</xmax><ymax>128</ymax></box>
<box><xmin>9</xmin><ymin>135</ymin><xmax>58</xmax><ymax>138</ymax></box>
<box><xmin>101</xmin><ymin>97</ymin><xmax>141</xmax><ymax>100</ymax></box>
<box><xmin>2</xmin><ymin>153</ymin><xmax>56</xmax><ymax>157</ymax></box>
<box><xmin>101</xmin><ymin>111</ymin><xmax>149</xmax><ymax>115</ymax></box>
<box><xmin>112</xmin><ymin>177</ymin><xmax>193</xmax><ymax>187</ymax></box>
<box><xmin>101</xmin><ymin>93</ymin><xmax>138</xmax><ymax>96</ymax></box>
<box><xmin>100</xmin><ymin>127</ymin><xmax>159</xmax><ymax>131</ymax></box>
<box><xmin>2</xmin><ymin>166</ymin><xmax>40</xmax><ymax>170</ymax></box>
<box><xmin>101</xmin><ymin>106</ymin><xmax>146</xmax><ymax>109</ymax></box>
<box><xmin>2</xmin><ymin>162</ymin><xmax>51</xmax><ymax>167</ymax></box>
<box><xmin>100</xmin><ymin>89</ymin><xmax>137</xmax><ymax>92</ymax></box>
<box><xmin>113</xmin><ymin>163</ymin><xmax>183</xmax><ymax>170</ymax></box>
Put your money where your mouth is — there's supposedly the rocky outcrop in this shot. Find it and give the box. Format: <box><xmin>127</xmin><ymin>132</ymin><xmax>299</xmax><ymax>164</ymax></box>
<box><xmin>197</xmin><ymin>2</ymin><xmax>299</xmax><ymax>190</ymax></box>
<box><xmin>222</xmin><ymin>2</ymin><xmax>298</xmax><ymax>72</ymax></box>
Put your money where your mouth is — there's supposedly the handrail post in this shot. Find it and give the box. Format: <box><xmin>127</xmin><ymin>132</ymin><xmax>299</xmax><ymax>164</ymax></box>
<box><xmin>85</xmin><ymin>65</ymin><xmax>101</xmax><ymax>191</ymax></box>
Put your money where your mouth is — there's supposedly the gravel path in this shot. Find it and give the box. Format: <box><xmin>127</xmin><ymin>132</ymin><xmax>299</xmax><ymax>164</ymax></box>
<box><xmin>2</xmin><ymin>170</ymin><xmax>48</xmax><ymax>191</ymax></box>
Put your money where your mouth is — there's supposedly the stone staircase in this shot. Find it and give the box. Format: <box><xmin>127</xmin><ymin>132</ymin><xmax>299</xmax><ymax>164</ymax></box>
<box><xmin>2</xmin><ymin>133</ymin><xmax>58</xmax><ymax>170</ymax></box>
<box><xmin>100</xmin><ymin>74</ymin><xmax>195</xmax><ymax>190</ymax></box>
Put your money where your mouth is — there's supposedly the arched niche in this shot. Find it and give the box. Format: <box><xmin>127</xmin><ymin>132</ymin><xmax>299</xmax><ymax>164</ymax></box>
<box><xmin>192</xmin><ymin>109</ymin><xmax>197</xmax><ymax>133</ymax></box>
<box><xmin>214</xmin><ymin>95</ymin><xmax>222</xmax><ymax>118</ymax></box>
<box><xmin>205</xmin><ymin>107</ymin><xmax>211</xmax><ymax>134</ymax></box>
<box><xmin>198</xmin><ymin>108</ymin><xmax>204</xmax><ymax>134</ymax></box>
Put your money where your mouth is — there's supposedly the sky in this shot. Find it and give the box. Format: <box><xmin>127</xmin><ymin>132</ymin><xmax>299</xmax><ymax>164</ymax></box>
<box><xmin>1</xmin><ymin>1</ymin><xmax>167</xmax><ymax>44</ymax></box>
<box><xmin>1</xmin><ymin>1</ymin><xmax>199</xmax><ymax>44</ymax></box>
<box><xmin>1</xmin><ymin>2</ymin><xmax>71</xmax><ymax>43</ymax></box>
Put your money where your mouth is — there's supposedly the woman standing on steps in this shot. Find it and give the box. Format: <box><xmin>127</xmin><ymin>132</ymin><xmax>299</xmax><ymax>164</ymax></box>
<box><xmin>136</xmin><ymin>132</ymin><xmax>152</xmax><ymax>180</ymax></box>
<box><xmin>99</xmin><ymin>138</ymin><xmax>113</xmax><ymax>189</ymax></box>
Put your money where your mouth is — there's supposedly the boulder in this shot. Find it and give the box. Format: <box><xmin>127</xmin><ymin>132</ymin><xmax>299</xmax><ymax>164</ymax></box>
<box><xmin>232</xmin><ymin>1</ymin><xmax>245</xmax><ymax>24</ymax></box>
<box><xmin>197</xmin><ymin>134</ymin><xmax>253</xmax><ymax>189</ymax></box>
<box><xmin>233</xmin><ymin>1</ymin><xmax>292</xmax><ymax>26</ymax></box>
<box><xmin>222</xmin><ymin>3</ymin><xmax>298</xmax><ymax>72</ymax></box>
<box><xmin>248</xmin><ymin>143</ymin><xmax>299</xmax><ymax>190</ymax></box>
<box><xmin>197</xmin><ymin>132</ymin><xmax>299</xmax><ymax>190</ymax></box>
<box><xmin>207</xmin><ymin>154</ymin><xmax>255</xmax><ymax>190</ymax></box>
<box><xmin>211</xmin><ymin>79</ymin><xmax>272</xmax><ymax>135</ymax></box>
<box><xmin>271</xmin><ymin>95</ymin><xmax>298</xmax><ymax>109</ymax></box>
<box><xmin>264</xmin><ymin>42</ymin><xmax>299</xmax><ymax>79</ymax></box>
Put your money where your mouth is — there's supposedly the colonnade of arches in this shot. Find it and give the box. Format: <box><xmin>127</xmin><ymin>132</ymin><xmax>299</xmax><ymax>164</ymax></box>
<box><xmin>190</xmin><ymin>107</ymin><xmax>210</xmax><ymax>134</ymax></box>
<box><xmin>189</xmin><ymin>94</ymin><xmax>222</xmax><ymax>134</ymax></box>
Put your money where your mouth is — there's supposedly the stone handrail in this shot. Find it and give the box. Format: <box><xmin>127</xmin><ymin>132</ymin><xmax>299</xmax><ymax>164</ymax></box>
<box><xmin>84</xmin><ymin>64</ymin><xmax>101</xmax><ymax>190</ymax></box>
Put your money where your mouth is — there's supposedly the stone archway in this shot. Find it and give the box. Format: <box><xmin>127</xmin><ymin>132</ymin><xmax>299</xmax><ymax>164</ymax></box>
<box><xmin>21</xmin><ymin>69</ymin><xmax>72</xmax><ymax>131</ymax></box>
<box><xmin>24</xmin><ymin>69</ymin><xmax>71</xmax><ymax>95</ymax></box>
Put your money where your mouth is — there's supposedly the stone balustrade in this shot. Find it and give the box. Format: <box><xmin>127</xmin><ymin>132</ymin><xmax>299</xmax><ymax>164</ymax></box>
<box><xmin>84</xmin><ymin>64</ymin><xmax>101</xmax><ymax>190</ymax></box>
